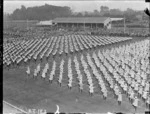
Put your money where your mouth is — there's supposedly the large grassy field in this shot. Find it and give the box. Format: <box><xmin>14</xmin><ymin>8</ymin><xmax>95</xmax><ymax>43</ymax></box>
<box><xmin>3</xmin><ymin>37</ymin><xmax>149</xmax><ymax>113</ymax></box>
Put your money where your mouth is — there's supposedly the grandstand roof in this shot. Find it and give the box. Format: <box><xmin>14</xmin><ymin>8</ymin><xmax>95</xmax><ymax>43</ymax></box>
<box><xmin>53</xmin><ymin>17</ymin><xmax>110</xmax><ymax>24</ymax></box>
<box><xmin>111</xmin><ymin>18</ymin><xmax>124</xmax><ymax>21</ymax></box>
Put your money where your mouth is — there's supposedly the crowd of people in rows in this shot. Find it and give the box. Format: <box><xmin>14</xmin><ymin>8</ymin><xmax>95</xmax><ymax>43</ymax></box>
<box><xmin>24</xmin><ymin>39</ymin><xmax>149</xmax><ymax>111</ymax></box>
<box><xmin>3</xmin><ymin>31</ymin><xmax>149</xmax><ymax>110</ymax></box>
<box><xmin>3</xmin><ymin>35</ymin><xmax>132</xmax><ymax>66</ymax></box>
<box><xmin>3</xmin><ymin>25</ymin><xmax>149</xmax><ymax>112</ymax></box>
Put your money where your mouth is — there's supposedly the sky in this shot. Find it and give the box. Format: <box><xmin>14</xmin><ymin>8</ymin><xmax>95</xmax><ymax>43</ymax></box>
<box><xmin>4</xmin><ymin>0</ymin><xmax>150</xmax><ymax>14</ymax></box>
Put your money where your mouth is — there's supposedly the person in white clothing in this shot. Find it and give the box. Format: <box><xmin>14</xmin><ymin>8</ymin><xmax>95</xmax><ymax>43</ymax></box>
<box><xmin>103</xmin><ymin>90</ymin><xmax>107</xmax><ymax>100</ymax></box>
<box><xmin>146</xmin><ymin>96</ymin><xmax>150</xmax><ymax>108</ymax></box>
<box><xmin>58</xmin><ymin>79</ymin><xmax>62</xmax><ymax>87</ymax></box>
<box><xmin>37</xmin><ymin>63</ymin><xmax>41</xmax><ymax>74</ymax></box>
<box><xmin>26</xmin><ymin>66</ymin><xmax>30</xmax><ymax>76</ymax></box>
<box><xmin>68</xmin><ymin>82</ymin><xmax>72</xmax><ymax>90</ymax></box>
<box><xmin>33</xmin><ymin>69</ymin><xmax>38</xmax><ymax>78</ymax></box>
<box><xmin>142</xmin><ymin>91</ymin><xmax>148</xmax><ymax>101</ymax></box>
<box><xmin>89</xmin><ymin>85</ymin><xmax>94</xmax><ymax>96</ymax></box>
<box><xmin>132</xmin><ymin>96</ymin><xmax>139</xmax><ymax>111</ymax></box>
<box><xmin>79</xmin><ymin>83</ymin><xmax>83</xmax><ymax>93</ymax></box>
<box><xmin>129</xmin><ymin>91</ymin><xmax>134</xmax><ymax>103</ymax></box>
<box><xmin>42</xmin><ymin>70</ymin><xmax>46</xmax><ymax>79</ymax></box>
<box><xmin>117</xmin><ymin>92</ymin><xmax>122</xmax><ymax>105</ymax></box>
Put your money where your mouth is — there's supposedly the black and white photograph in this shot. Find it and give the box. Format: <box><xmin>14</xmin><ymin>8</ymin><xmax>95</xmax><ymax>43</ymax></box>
<box><xmin>3</xmin><ymin>0</ymin><xmax>150</xmax><ymax>114</ymax></box>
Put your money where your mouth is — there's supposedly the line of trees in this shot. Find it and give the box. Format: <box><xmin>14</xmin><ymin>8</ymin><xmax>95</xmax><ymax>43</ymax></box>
<box><xmin>74</xmin><ymin>6</ymin><xmax>148</xmax><ymax>21</ymax></box>
<box><xmin>4</xmin><ymin>4</ymin><xmax>149</xmax><ymax>22</ymax></box>
<box><xmin>7</xmin><ymin>4</ymin><xmax>72</xmax><ymax>20</ymax></box>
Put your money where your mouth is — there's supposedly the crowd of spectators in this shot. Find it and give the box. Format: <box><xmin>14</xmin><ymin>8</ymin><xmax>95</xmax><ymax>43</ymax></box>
<box><xmin>3</xmin><ymin>25</ymin><xmax>149</xmax><ymax>42</ymax></box>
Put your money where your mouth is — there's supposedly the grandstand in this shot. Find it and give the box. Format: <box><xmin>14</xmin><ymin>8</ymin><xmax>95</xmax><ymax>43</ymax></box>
<box><xmin>52</xmin><ymin>17</ymin><xmax>111</xmax><ymax>29</ymax></box>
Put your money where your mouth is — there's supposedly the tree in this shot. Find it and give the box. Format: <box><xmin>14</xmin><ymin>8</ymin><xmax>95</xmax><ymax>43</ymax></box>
<box><xmin>124</xmin><ymin>8</ymin><xmax>137</xmax><ymax>21</ymax></box>
<box><xmin>109</xmin><ymin>9</ymin><xmax>123</xmax><ymax>16</ymax></box>
<box><xmin>93</xmin><ymin>10</ymin><xmax>99</xmax><ymax>16</ymax></box>
<box><xmin>9</xmin><ymin>4</ymin><xmax>73</xmax><ymax>20</ymax></box>
<box><xmin>76</xmin><ymin>12</ymin><xmax>83</xmax><ymax>17</ymax></box>
<box><xmin>100</xmin><ymin>6</ymin><xmax>109</xmax><ymax>16</ymax></box>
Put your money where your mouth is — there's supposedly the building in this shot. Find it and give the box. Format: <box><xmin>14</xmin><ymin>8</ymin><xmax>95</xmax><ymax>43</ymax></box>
<box><xmin>52</xmin><ymin>17</ymin><xmax>111</xmax><ymax>29</ymax></box>
<box><xmin>36</xmin><ymin>20</ymin><xmax>53</xmax><ymax>27</ymax></box>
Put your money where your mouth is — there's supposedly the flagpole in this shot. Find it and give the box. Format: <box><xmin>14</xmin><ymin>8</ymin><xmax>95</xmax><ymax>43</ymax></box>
<box><xmin>84</xmin><ymin>19</ymin><xmax>85</xmax><ymax>31</ymax></box>
<box><xmin>27</xmin><ymin>19</ymin><xmax>28</xmax><ymax>30</ymax></box>
<box><xmin>124</xmin><ymin>16</ymin><xmax>126</xmax><ymax>33</ymax></box>
<box><xmin>83</xmin><ymin>14</ymin><xmax>85</xmax><ymax>31</ymax></box>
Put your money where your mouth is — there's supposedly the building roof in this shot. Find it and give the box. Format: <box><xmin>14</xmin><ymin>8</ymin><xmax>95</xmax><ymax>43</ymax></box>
<box><xmin>111</xmin><ymin>18</ymin><xmax>124</xmax><ymax>21</ymax></box>
<box><xmin>53</xmin><ymin>17</ymin><xmax>110</xmax><ymax>24</ymax></box>
<box><xmin>36</xmin><ymin>20</ymin><xmax>52</xmax><ymax>26</ymax></box>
